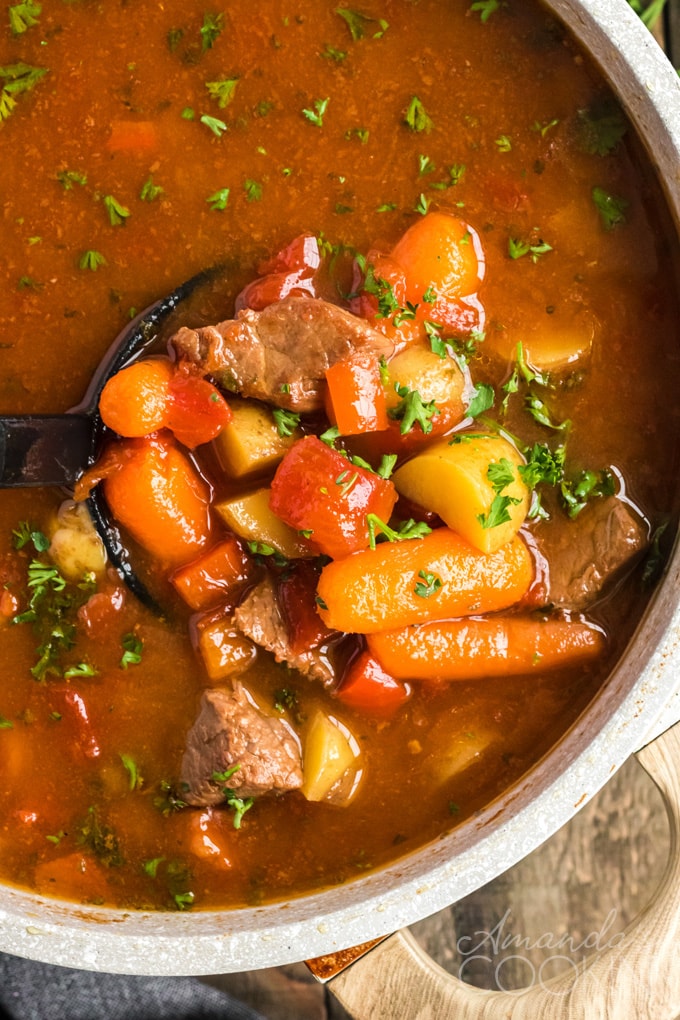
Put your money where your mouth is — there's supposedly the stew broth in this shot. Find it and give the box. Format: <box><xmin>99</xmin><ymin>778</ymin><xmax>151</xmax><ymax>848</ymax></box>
<box><xmin>1</xmin><ymin>0</ymin><xmax>679</xmax><ymax>911</ymax></box>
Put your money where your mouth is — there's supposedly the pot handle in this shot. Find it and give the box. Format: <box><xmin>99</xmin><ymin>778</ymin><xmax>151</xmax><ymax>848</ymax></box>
<box><xmin>328</xmin><ymin>721</ymin><xmax>680</xmax><ymax>1019</ymax></box>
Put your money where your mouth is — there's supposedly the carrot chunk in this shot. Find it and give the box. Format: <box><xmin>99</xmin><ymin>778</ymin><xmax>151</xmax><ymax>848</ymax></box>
<box><xmin>336</xmin><ymin>650</ymin><xmax>411</xmax><ymax>715</ymax></box>
<box><xmin>325</xmin><ymin>352</ymin><xmax>389</xmax><ymax>435</ymax></box>
<box><xmin>316</xmin><ymin>527</ymin><xmax>533</xmax><ymax>634</ymax></box>
<box><xmin>99</xmin><ymin>359</ymin><xmax>173</xmax><ymax>438</ymax></box>
<box><xmin>367</xmin><ymin>614</ymin><xmax>606</xmax><ymax>682</ymax></box>
<box><xmin>103</xmin><ymin>436</ymin><xmax>212</xmax><ymax>566</ymax></box>
<box><xmin>171</xmin><ymin>537</ymin><xmax>250</xmax><ymax>611</ymax></box>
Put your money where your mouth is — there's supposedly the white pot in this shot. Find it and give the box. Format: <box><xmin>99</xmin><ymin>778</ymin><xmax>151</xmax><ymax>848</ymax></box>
<box><xmin>2</xmin><ymin>0</ymin><xmax>680</xmax><ymax>989</ymax></box>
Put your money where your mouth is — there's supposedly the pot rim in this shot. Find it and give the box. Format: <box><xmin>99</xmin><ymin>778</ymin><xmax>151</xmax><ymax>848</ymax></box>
<box><xmin>2</xmin><ymin>0</ymin><xmax>680</xmax><ymax>976</ymax></box>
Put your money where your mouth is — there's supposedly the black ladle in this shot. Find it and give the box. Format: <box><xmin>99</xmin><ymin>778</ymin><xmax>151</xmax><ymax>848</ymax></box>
<box><xmin>0</xmin><ymin>267</ymin><xmax>216</xmax><ymax>608</ymax></box>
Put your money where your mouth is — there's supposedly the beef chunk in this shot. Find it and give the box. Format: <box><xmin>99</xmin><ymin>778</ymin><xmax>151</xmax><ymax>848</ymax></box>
<box><xmin>170</xmin><ymin>295</ymin><xmax>393</xmax><ymax>413</ymax></box>
<box><xmin>538</xmin><ymin>496</ymin><xmax>648</xmax><ymax>610</ymax></box>
<box><xmin>180</xmin><ymin>684</ymin><xmax>302</xmax><ymax>807</ymax></box>
<box><xmin>234</xmin><ymin>575</ymin><xmax>335</xmax><ymax>686</ymax></box>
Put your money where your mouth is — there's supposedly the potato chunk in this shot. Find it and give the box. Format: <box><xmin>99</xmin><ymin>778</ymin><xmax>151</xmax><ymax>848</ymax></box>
<box><xmin>212</xmin><ymin>398</ymin><xmax>300</xmax><ymax>479</ymax></box>
<box><xmin>214</xmin><ymin>487</ymin><xmax>312</xmax><ymax>559</ymax></box>
<box><xmin>48</xmin><ymin>500</ymin><xmax>107</xmax><ymax>580</ymax></box>
<box><xmin>393</xmin><ymin>434</ymin><xmax>529</xmax><ymax>553</ymax></box>
<box><xmin>301</xmin><ymin>710</ymin><xmax>359</xmax><ymax>802</ymax></box>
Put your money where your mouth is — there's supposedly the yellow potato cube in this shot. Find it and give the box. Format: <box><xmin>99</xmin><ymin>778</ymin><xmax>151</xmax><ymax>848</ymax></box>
<box><xmin>301</xmin><ymin>710</ymin><xmax>358</xmax><ymax>802</ymax></box>
<box><xmin>214</xmin><ymin>487</ymin><xmax>311</xmax><ymax>559</ymax></box>
<box><xmin>393</xmin><ymin>434</ymin><xmax>529</xmax><ymax>553</ymax></box>
<box><xmin>197</xmin><ymin>616</ymin><xmax>256</xmax><ymax>683</ymax></box>
<box><xmin>213</xmin><ymin>399</ymin><xmax>300</xmax><ymax>479</ymax></box>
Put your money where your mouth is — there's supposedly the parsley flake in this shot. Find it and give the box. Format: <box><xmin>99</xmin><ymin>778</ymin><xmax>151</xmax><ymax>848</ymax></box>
<box><xmin>414</xmin><ymin>569</ymin><xmax>442</xmax><ymax>598</ymax></box>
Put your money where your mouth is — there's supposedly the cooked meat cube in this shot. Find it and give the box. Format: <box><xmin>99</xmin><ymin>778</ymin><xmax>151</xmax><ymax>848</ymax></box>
<box><xmin>539</xmin><ymin>496</ymin><xmax>648</xmax><ymax>610</ymax></box>
<box><xmin>234</xmin><ymin>574</ymin><xmax>335</xmax><ymax>686</ymax></box>
<box><xmin>180</xmin><ymin>683</ymin><xmax>302</xmax><ymax>807</ymax></box>
<box><xmin>170</xmin><ymin>295</ymin><xmax>394</xmax><ymax>412</ymax></box>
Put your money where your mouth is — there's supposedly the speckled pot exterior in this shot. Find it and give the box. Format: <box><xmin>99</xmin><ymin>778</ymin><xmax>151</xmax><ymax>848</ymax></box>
<box><xmin>2</xmin><ymin>0</ymin><xmax>680</xmax><ymax>977</ymax></box>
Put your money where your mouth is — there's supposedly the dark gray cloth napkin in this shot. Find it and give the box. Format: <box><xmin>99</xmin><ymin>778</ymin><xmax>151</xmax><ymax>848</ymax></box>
<box><xmin>0</xmin><ymin>952</ymin><xmax>267</xmax><ymax>1020</ymax></box>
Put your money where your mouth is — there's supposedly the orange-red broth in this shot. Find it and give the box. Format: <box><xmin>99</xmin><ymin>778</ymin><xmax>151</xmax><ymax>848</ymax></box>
<box><xmin>1</xmin><ymin>0</ymin><xmax>680</xmax><ymax>910</ymax></box>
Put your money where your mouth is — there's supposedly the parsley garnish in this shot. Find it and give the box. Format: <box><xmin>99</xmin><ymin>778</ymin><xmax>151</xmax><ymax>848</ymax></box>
<box><xmin>272</xmin><ymin>408</ymin><xmax>301</xmax><ymax>437</ymax></box>
<box><xmin>466</xmin><ymin>382</ymin><xmax>495</xmax><ymax>419</ymax></box>
<box><xmin>78</xmin><ymin>250</ymin><xmax>107</xmax><ymax>271</ymax></box>
<box><xmin>577</xmin><ymin>98</ymin><xmax>628</xmax><ymax>156</ymax></box>
<box><xmin>140</xmin><ymin>176</ymin><xmax>164</xmax><ymax>201</ymax></box>
<box><xmin>414</xmin><ymin>569</ymin><xmax>442</xmax><ymax>598</ymax></box>
<box><xmin>56</xmin><ymin>169</ymin><xmax>87</xmax><ymax>190</ymax></box>
<box><xmin>560</xmin><ymin>469</ymin><xmax>615</xmax><ymax>518</ymax></box>
<box><xmin>200</xmin><ymin>113</ymin><xmax>227</xmax><ymax>137</ymax></box>
<box><xmin>322</xmin><ymin>43</ymin><xmax>347</xmax><ymax>61</ymax></box>
<box><xmin>404</xmin><ymin>96</ymin><xmax>433</xmax><ymax>134</ymax></box>
<box><xmin>0</xmin><ymin>63</ymin><xmax>48</xmax><ymax>123</ymax></box>
<box><xmin>335</xmin><ymin>7</ymin><xmax>389</xmax><ymax>40</ymax></box>
<box><xmin>77</xmin><ymin>806</ymin><xmax>123</xmax><ymax>868</ymax></box>
<box><xmin>508</xmin><ymin>236</ymin><xmax>553</xmax><ymax>262</ymax></box>
<box><xmin>302</xmin><ymin>97</ymin><xmax>329</xmax><ymax>127</ymax></box>
<box><xmin>366</xmin><ymin>514</ymin><xmax>432</xmax><ymax>550</ymax></box>
<box><xmin>103</xmin><ymin>195</ymin><xmax>130</xmax><ymax>227</ymax></box>
<box><xmin>207</xmin><ymin>187</ymin><xmax>230</xmax><ymax>211</ymax></box>
<box><xmin>8</xmin><ymin>1</ymin><xmax>41</xmax><ymax>34</ymax></box>
<box><xmin>244</xmin><ymin>178</ymin><xmax>263</xmax><ymax>202</ymax></box>
<box><xmin>388</xmin><ymin>383</ymin><xmax>439</xmax><ymax>434</ymax></box>
<box><xmin>0</xmin><ymin>717</ymin><xmax>13</xmax><ymax>730</ymax></box>
<box><xmin>153</xmin><ymin>780</ymin><xmax>187</xmax><ymax>815</ymax></box>
<box><xmin>477</xmin><ymin>459</ymin><xmax>522</xmax><ymax>530</ymax></box>
<box><xmin>120</xmin><ymin>632</ymin><xmax>143</xmax><ymax>668</ymax></box>
<box><xmin>495</xmin><ymin>134</ymin><xmax>512</xmax><ymax>153</ymax></box>
<box><xmin>469</xmin><ymin>0</ymin><xmax>504</xmax><ymax>22</ymax></box>
<box><xmin>200</xmin><ymin>12</ymin><xmax>224</xmax><ymax>52</ymax></box>
<box><xmin>120</xmin><ymin>753</ymin><xmax>143</xmax><ymax>790</ymax></box>
<box><xmin>414</xmin><ymin>192</ymin><xmax>431</xmax><ymax>216</ymax></box>
<box><xmin>592</xmin><ymin>186</ymin><xmax>628</xmax><ymax>230</ymax></box>
<box><xmin>354</xmin><ymin>255</ymin><xmax>400</xmax><ymax>319</ymax></box>
<box><xmin>212</xmin><ymin>765</ymin><xmax>254</xmax><ymax>828</ymax></box>
<box><xmin>205</xmin><ymin>77</ymin><xmax>239</xmax><ymax>108</ymax></box>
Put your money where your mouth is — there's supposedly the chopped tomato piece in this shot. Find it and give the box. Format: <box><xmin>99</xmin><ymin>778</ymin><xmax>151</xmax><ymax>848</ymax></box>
<box><xmin>171</xmin><ymin>537</ymin><xmax>251</xmax><ymax>611</ymax></box>
<box><xmin>336</xmin><ymin>650</ymin><xmax>411</xmax><ymax>715</ymax></box>
<box><xmin>325</xmin><ymin>352</ymin><xmax>389</xmax><ymax>435</ymax></box>
<box><xmin>51</xmin><ymin>687</ymin><xmax>101</xmax><ymax>760</ymax></box>
<box><xmin>187</xmin><ymin>809</ymin><xmax>233</xmax><ymax>870</ymax></box>
<box><xmin>167</xmin><ymin>370</ymin><xmax>232</xmax><ymax>448</ymax></box>
<box><xmin>269</xmin><ymin>435</ymin><xmax>397</xmax><ymax>559</ymax></box>
<box><xmin>278</xmin><ymin>562</ymin><xmax>335</xmax><ymax>654</ymax></box>
<box><xmin>236</xmin><ymin>234</ymin><xmax>321</xmax><ymax>311</ymax></box>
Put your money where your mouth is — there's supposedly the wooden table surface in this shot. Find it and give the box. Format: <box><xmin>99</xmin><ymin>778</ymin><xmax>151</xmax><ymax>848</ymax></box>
<box><xmin>207</xmin><ymin>8</ymin><xmax>678</xmax><ymax>1016</ymax></box>
<box><xmin>205</xmin><ymin>721</ymin><xmax>670</xmax><ymax>1019</ymax></box>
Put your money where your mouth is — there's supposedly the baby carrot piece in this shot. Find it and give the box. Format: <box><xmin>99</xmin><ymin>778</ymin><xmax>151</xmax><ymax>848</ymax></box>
<box><xmin>103</xmin><ymin>435</ymin><xmax>212</xmax><ymax>566</ymax></box>
<box><xmin>99</xmin><ymin>359</ymin><xmax>173</xmax><ymax>437</ymax></box>
<box><xmin>316</xmin><ymin>527</ymin><xmax>533</xmax><ymax>634</ymax></box>
<box><xmin>367</xmin><ymin>614</ymin><xmax>605</xmax><ymax>682</ymax></box>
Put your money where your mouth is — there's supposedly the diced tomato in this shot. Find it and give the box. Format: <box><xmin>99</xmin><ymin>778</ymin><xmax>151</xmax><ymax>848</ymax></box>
<box><xmin>187</xmin><ymin>809</ymin><xmax>233</xmax><ymax>870</ymax></box>
<box><xmin>106</xmin><ymin>119</ymin><xmax>159</xmax><ymax>153</ymax></box>
<box><xmin>77</xmin><ymin>585</ymin><xmax>126</xmax><ymax>637</ymax></box>
<box><xmin>167</xmin><ymin>370</ymin><xmax>232</xmax><ymax>448</ymax></box>
<box><xmin>278</xmin><ymin>562</ymin><xmax>335</xmax><ymax>654</ymax></box>
<box><xmin>50</xmin><ymin>687</ymin><xmax>101</xmax><ymax>760</ymax></box>
<box><xmin>325</xmin><ymin>352</ymin><xmax>389</xmax><ymax>436</ymax></box>
<box><xmin>269</xmin><ymin>436</ymin><xmax>398</xmax><ymax>559</ymax></box>
<box><xmin>235</xmin><ymin>234</ymin><xmax>321</xmax><ymax>311</ymax></box>
<box><xmin>171</xmin><ymin>536</ymin><xmax>251</xmax><ymax>611</ymax></box>
<box><xmin>336</xmin><ymin>650</ymin><xmax>411</xmax><ymax>715</ymax></box>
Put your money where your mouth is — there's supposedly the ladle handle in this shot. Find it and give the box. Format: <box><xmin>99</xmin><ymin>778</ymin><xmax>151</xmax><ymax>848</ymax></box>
<box><xmin>328</xmin><ymin>722</ymin><xmax>680</xmax><ymax>1019</ymax></box>
<box><xmin>0</xmin><ymin>415</ymin><xmax>93</xmax><ymax>488</ymax></box>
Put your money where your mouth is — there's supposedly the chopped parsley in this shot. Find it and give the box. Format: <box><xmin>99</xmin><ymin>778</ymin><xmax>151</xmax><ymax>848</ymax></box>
<box><xmin>120</xmin><ymin>753</ymin><xmax>143</xmax><ymax>791</ymax></box>
<box><xmin>388</xmin><ymin>383</ymin><xmax>439</xmax><ymax>435</ymax></box>
<box><xmin>212</xmin><ymin>765</ymin><xmax>254</xmax><ymax>829</ymax></box>
<box><xmin>495</xmin><ymin>134</ymin><xmax>512</xmax><ymax>153</ymax></box>
<box><xmin>592</xmin><ymin>186</ymin><xmax>629</xmax><ymax>230</ymax></box>
<box><xmin>140</xmin><ymin>176</ymin><xmax>164</xmax><ymax>201</ymax></box>
<box><xmin>414</xmin><ymin>569</ymin><xmax>442</xmax><ymax>598</ymax></box>
<box><xmin>477</xmin><ymin>458</ymin><xmax>522</xmax><ymax>530</ymax></box>
<box><xmin>244</xmin><ymin>178</ymin><xmax>263</xmax><ymax>202</ymax></box>
<box><xmin>8</xmin><ymin>1</ymin><xmax>41</xmax><ymax>34</ymax></box>
<box><xmin>322</xmin><ymin>43</ymin><xmax>347</xmax><ymax>61</ymax></box>
<box><xmin>77</xmin><ymin>806</ymin><xmax>123</xmax><ymax>868</ymax></box>
<box><xmin>200</xmin><ymin>12</ymin><xmax>225</xmax><ymax>52</ymax></box>
<box><xmin>78</xmin><ymin>250</ymin><xmax>107</xmax><ymax>271</ymax></box>
<box><xmin>466</xmin><ymin>382</ymin><xmax>495</xmax><ymax>419</ymax></box>
<box><xmin>302</xmin><ymin>97</ymin><xmax>329</xmax><ymax>127</ymax></box>
<box><xmin>200</xmin><ymin>113</ymin><xmax>227</xmax><ymax>137</ymax></box>
<box><xmin>103</xmin><ymin>194</ymin><xmax>130</xmax><ymax>227</ymax></box>
<box><xmin>335</xmin><ymin>7</ymin><xmax>389</xmax><ymax>40</ymax></box>
<box><xmin>508</xmin><ymin>236</ymin><xmax>553</xmax><ymax>262</ymax></box>
<box><xmin>354</xmin><ymin>254</ymin><xmax>400</xmax><ymax>319</ymax></box>
<box><xmin>57</xmin><ymin>169</ymin><xmax>88</xmax><ymax>191</ymax></box>
<box><xmin>120</xmin><ymin>632</ymin><xmax>143</xmax><ymax>668</ymax></box>
<box><xmin>205</xmin><ymin>76</ymin><xmax>239</xmax><ymax>108</ymax></box>
<box><xmin>560</xmin><ymin>468</ymin><xmax>615</xmax><ymax>518</ymax></box>
<box><xmin>366</xmin><ymin>514</ymin><xmax>432</xmax><ymax>550</ymax></box>
<box><xmin>577</xmin><ymin>98</ymin><xmax>628</xmax><ymax>156</ymax></box>
<box><xmin>469</xmin><ymin>0</ymin><xmax>505</xmax><ymax>22</ymax></box>
<box><xmin>272</xmin><ymin>407</ymin><xmax>301</xmax><ymax>437</ymax></box>
<box><xmin>0</xmin><ymin>63</ymin><xmax>48</xmax><ymax>123</ymax></box>
<box><xmin>0</xmin><ymin>717</ymin><xmax>13</xmax><ymax>730</ymax></box>
<box><xmin>414</xmin><ymin>192</ymin><xmax>431</xmax><ymax>216</ymax></box>
<box><xmin>404</xmin><ymin>96</ymin><xmax>433</xmax><ymax>134</ymax></box>
<box><xmin>207</xmin><ymin>187</ymin><xmax>230</xmax><ymax>211</ymax></box>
